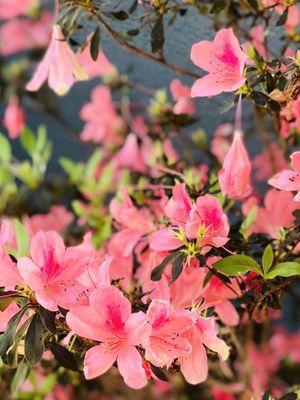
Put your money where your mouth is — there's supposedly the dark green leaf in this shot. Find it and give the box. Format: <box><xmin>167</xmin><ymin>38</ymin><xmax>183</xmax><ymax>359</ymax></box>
<box><xmin>213</xmin><ymin>255</ymin><xmax>262</xmax><ymax>276</ymax></box>
<box><xmin>25</xmin><ymin>313</ymin><xmax>45</xmax><ymax>367</ymax></box>
<box><xmin>129</xmin><ymin>0</ymin><xmax>138</xmax><ymax>14</ymax></box>
<box><xmin>262</xmin><ymin>390</ymin><xmax>271</xmax><ymax>400</ymax></box>
<box><xmin>252</xmin><ymin>91</ymin><xmax>267</xmax><ymax>106</ymax></box>
<box><xmin>266</xmin><ymin>262</ymin><xmax>300</xmax><ymax>280</ymax></box>
<box><xmin>150</xmin><ymin>364</ymin><xmax>168</xmax><ymax>381</ymax></box>
<box><xmin>109</xmin><ymin>10</ymin><xmax>129</xmax><ymax>20</ymax></box>
<box><xmin>151</xmin><ymin>15</ymin><xmax>164</xmax><ymax>53</ymax></box>
<box><xmin>276</xmin><ymin>7</ymin><xmax>288</xmax><ymax>26</ymax></box>
<box><xmin>11</xmin><ymin>358</ymin><xmax>30</xmax><ymax>398</ymax></box>
<box><xmin>262</xmin><ymin>245</ymin><xmax>273</xmax><ymax>274</ymax></box>
<box><xmin>247</xmin><ymin>0</ymin><xmax>258</xmax><ymax>11</ymax></box>
<box><xmin>170</xmin><ymin>253</ymin><xmax>186</xmax><ymax>283</ymax></box>
<box><xmin>151</xmin><ymin>252</ymin><xmax>180</xmax><ymax>281</ymax></box>
<box><xmin>127</xmin><ymin>28</ymin><xmax>140</xmax><ymax>36</ymax></box>
<box><xmin>0</xmin><ymin>306</ymin><xmax>29</xmax><ymax>356</ymax></box>
<box><xmin>49</xmin><ymin>343</ymin><xmax>78</xmax><ymax>371</ymax></box>
<box><xmin>268</xmin><ymin>99</ymin><xmax>281</xmax><ymax>113</ymax></box>
<box><xmin>90</xmin><ymin>26</ymin><xmax>100</xmax><ymax>61</ymax></box>
<box><xmin>6</xmin><ymin>316</ymin><xmax>33</xmax><ymax>368</ymax></box>
<box><xmin>38</xmin><ymin>307</ymin><xmax>56</xmax><ymax>334</ymax></box>
<box><xmin>210</xmin><ymin>0</ymin><xmax>226</xmax><ymax>13</ymax></box>
<box><xmin>279</xmin><ymin>393</ymin><xmax>297</xmax><ymax>400</ymax></box>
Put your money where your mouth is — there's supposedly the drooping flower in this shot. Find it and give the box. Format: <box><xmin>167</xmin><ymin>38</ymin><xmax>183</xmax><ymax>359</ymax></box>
<box><xmin>170</xmin><ymin>79</ymin><xmax>195</xmax><ymax>115</ymax></box>
<box><xmin>26</xmin><ymin>24</ymin><xmax>88</xmax><ymax>95</ymax></box>
<box><xmin>3</xmin><ymin>97</ymin><xmax>26</xmax><ymax>139</ymax></box>
<box><xmin>66</xmin><ymin>286</ymin><xmax>151</xmax><ymax>389</ymax></box>
<box><xmin>190</xmin><ymin>28</ymin><xmax>248</xmax><ymax>97</ymax></box>
<box><xmin>218</xmin><ymin>99</ymin><xmax>252</xmax><ymax>200</ymax></box>
<box><xmin>17</xmin><ymin>231</ymin><xmax>95</xmax><ymax>311</ymax></box>
<box><xmin>268</xmin><ymin>152</ymin><xmax>300</xmax><ymax>201</ymax></box>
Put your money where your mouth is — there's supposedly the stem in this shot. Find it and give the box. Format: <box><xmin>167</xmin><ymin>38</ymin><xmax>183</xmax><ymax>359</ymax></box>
<box><xmin>89</xmin><ymin>8</ymin><xmax>200</xmax><ymax>79</ymax></box>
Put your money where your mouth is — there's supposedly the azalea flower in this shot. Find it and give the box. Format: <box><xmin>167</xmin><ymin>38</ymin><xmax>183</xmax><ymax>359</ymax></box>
<box><xmin>66</xmin><ymin>286</ymin><xmax>151</xmax><ymax>389</ymax></box>
<box><xmin>170</xmin><ymin>79</ymin><xmax>195</xmax><ymax>115</ymax></box>
<box><xmin>268</xmin><ymin>152</ymin><xmax>300</xmax><ymax>201</ymax></box>
<box><xmin>179</xmin><ymin>314</ymin><xmax>230</xmax><ymax>384</ymax></box>
<box><xmin>0</xmin><ymin>0</ymin><xmax>35</xmax><ymax>19</ymax></box>
<box><xmin>3</xmin><ymin>97</ymin><xmax>26</xmax><ymax>139</ymax></box>
<box><xmin>218</xmin><ymin>99</ymin><xmax>252</xmax><ymax>200</ymax></box>
<box><xmin>26</xmin><ymin>24</ymin><xmax>88</xmax><ymax>95</ymax></box>
<box><xmin>190</xmin><ymin>28</ymin><xmax>248</xmax><ymax>97</ymax></box>
<box><xmin>17</xmin><ymin>231</ymin><xmax>95</xmax><ymax>311</ymax></box>
<box><xmin>144</xmin><ymin>299</ymin><xmax>191</xmax><ymax>368</ymax></box>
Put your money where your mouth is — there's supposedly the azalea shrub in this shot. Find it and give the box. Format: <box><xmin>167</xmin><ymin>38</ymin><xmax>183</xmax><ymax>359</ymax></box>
<box><xmin>0</xmin><ymin>0</ymin><xmax>300</xmax><ymax>399</ymax></box>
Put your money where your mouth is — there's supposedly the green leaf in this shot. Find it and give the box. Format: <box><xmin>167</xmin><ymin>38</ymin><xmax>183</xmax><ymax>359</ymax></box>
<box><xmin>14</xmin><ymin>219</ymin><xmax>29</xmax><ymax>257</ymax></box>
<box><xmin>151</xmin><ymin>252</ymin><xmax>180</xmax><ymax>281</ymax></box>
<box><xmin>11</xmin><ymin>358</ymin><xmax>30</xmax><ymax>398</ymax></box>
<box><xmin>25</xmin><ymin>313</ymin><xmax>45</xmax><ymax>367</ymax></box>
<box><xmin>279</xmin><ymin>393</ymin><xmax>297</xmax><ymax>400</ymax></box>
<box><xmin>170</xmin><ymin>253</ymin><xmax>186</xmax><ymax>283</ymax></box>
<box><xmin>20</xmin><ymin>129</ymin><xmax>35</xmax><ymax>157</ymax></box>
<box><xmin>38</xmin><ymin>307</ymin><xmax>56</xmax><ymax>334</ymax></box>
<box><xmin>213</xmin><ymin>255</ymin><xmax>262</xmax><ymax>276</ymax></box>
<box><xmin>252</xmin><ymin>91</ymin><xmax>268</xmax><ymax>106</ymax></box>
<box><xmin>0</xmin><ymin>133</ymin><xmax>11</xmax><ymax>164</ymax></box>
<box><xmin>150</xmin><ymin>363</ymin><xmax>168</xmax><ymax>381</ymax></box>
<box><xmin>151</xmin><ymin>15</ymin><xmax>164</xmax><ymax>53</ymax></box>
<box><xmin>86</xmin><ymin>150</ymin><xmax>102</xmax><ymax>180</ymax></box>
<box><xmin>109</xmin><ymin>10</ymin><xmax>129</xmax><ymax>20</ymax></box>
<box><xmin>262</xmin><ymin>245</ymin><xmax>274</xmax><ymax>274</ymax></box>
<box><xmin>90</xmin><ymin>26</ymin><xmax>101</xmax><ymax>61</ymax></box>
<box><xmin>49</xmin><ymin>343</ymin><xmax>78</xmax><ymax>371</ymax></box>
<box><xmin>210</xmin><ymin>0</ymin><xmax>226</xmax><ymax>13</ymax></box>
<box><xmin>6</xmin><ymin>316</ymin><xmax>33</xmax><ymax>368</ymax></box>
<box><xmin>265</xmin><ymin>262</ymin><xmax>300</xmax><ymax>280</ymax></box>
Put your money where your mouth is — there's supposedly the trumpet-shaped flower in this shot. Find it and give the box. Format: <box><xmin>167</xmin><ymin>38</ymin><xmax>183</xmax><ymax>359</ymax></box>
<box><xmin>17</xmin><ymin>231</ymin><xmax>95</xmax><ymax>311</ymax></box>
<box><xmin>26</xmin><ymin>25</ymin><xmax>88</xmax><ymax>96</ymax></box>
<box><xmin>66</xmin><ymin>286</ymin><xmax>151</xmax><ymax>389</ymax></box>
<box><xmin>268</xmin><ymin>152</ymin><xmax>300</xmax><ymax>201</ymax></box>
<box><xmin>190</xmin><ymin>28</ymin><xmax>247</xmax><ymax>97</ymax></box>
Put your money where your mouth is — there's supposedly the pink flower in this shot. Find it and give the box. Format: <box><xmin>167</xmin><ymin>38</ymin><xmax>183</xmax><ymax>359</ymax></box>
<box><xmin>284</xmin><ymin>5</ymin><xmax>299</xmax><ymax>34</ymax></box>
<box><xmin>23</xmin><ymin>205</ymin><xmax>73</xmax><ymax>237</ymax></box>
<box><xmin>190</xmin><ymin>28</ymin><xmax>247</xmax><ymax>97</ymax></box>
<box><xmin>243</xmin><ymin>25</ymin><xmax>267</xmax><ymax>60</ymax></box>
<box><xmin>251</xmin><ymin>189</ymin><xmax>298</xmax><ymax>239</ymax></box>
<box><xmin>0</xmin><ymin>0</ymin><xmax>35</xmax><ymax>19</ymax></box>
<box><xmin>211</xmin><ymin>123</ymin><xmax>233</xmax><ymax>164</ymax></box>
<box><xmin>170</xmin><ymin>79</ymin><xmax>195</xmax><ymax>115</ymax></box>
<box><xmin>252</xmin><ymin>143</ymin><xmax>286</xmax><ymax>181</ymax></box>
<box><xmin>144</xmin><ymin>300</ymin><xmax>191</xmax><ymax>368</ymax></box>
<box><xmin>114</xmin><ymin>134</ymin><xmax>147</xmax><ymax>173</ymax></box>
<box><xmin>179</xmin><ymin>314</ymin><xmax>230</xmax><ymax>384</ymax></box>
<box><xmin>185</xmin><ymin>194</ymin><xmax>230</xmax><ymax>250</ymax></box>
<box><xmin>66</xmin><ymin>286</ymin><xmax>151</xmax><ymax>389</ymax></box>
<box><xmin>0</xmin><ymin>13</ymin><xmax>52</xmax><ymax>56</ymax></box>
<box><xmin>80</xmin><ymin>86</ymin><xmax>126</xmax><ymax>146</ymax></box>
<box><xmin>17</xmin><ymin>231</ymin><xmax>95</xmax><ymax>311</ymax></box>
<box><xmin>0</xmin><ymin>246</ymin><xmax>23</xmax><ymax>287</ymax></box>
<box><xmin>268</xmin><ymin>151</ymin><xmax>300</xmax><ymax>201</ymax></box>
<box><xmin>218</xmin><ymin>100</ymin><xmax>252</xmax><ymax>200</ymax></box>
<box><xmin>76</xmin><ymin>37</ymin><xmax>117</xmax><ymax>79</ymax></box>
<box><xmin>26</xmin><ymin>25</ymin><xmax>88</xmax><ymax>96</ymax></box>
<box><xmin>164</xmin><ymin>183</ymin><xmax>192</xmax><ymax>226</ymax></box>
<box><xmin>3</xmin><ymin>97</ymin><xmax>26</xmax><ymax>139</ymax></box>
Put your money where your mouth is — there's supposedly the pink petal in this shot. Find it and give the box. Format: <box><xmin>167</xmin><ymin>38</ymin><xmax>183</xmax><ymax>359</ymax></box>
<box><xmin>84</xmin><ymin>344</ymin><xmax>116</xmax><ymax>380</ymax></box>
<box><xmin>291</xmin><ymin>152</ymin><xmax>300</xmax><ymax>173</ymax></box>
<box><xmin>197</xmin><ymin>317</ymin><xmax>230</xmax><ymax>361</ymax></box>
<box><xmin>215</xmin><ymin>300</ymin><xmax>239</xmax><ymax>326</ymax></box>
<box><xmin>0</xmin><ymin>247</ymin><xmax>22</xmax><ymax>286</ymax></box>
<box><xmin>191</xmin><ymin>75</ymin><xmax>225</xmax><ymax>98</ymax></box>
<box><xmin>66</xmin><ymin>305</ymin><xmax>105</xmax><ymax>341</ymax></box>
<box><xmin>29</xmin><ymin>231</ymin><xmax>65</xmax><ymax>268</ymax></box>
<box><xmin>149</xmin><ymin>228</ymin><xmax>182</xmax><ymax>251</ymax></box>
<box><xmin>126</xmin><ymin>311</ymin><xmax>151</xmax><ymax>347</ymax></box>
<box><xmin>190</xmin><ymin>40</ymin><xmax>217</xmax><ymax>72</ymax></box>
<box><xmin>117</xmin><ymin>345</ymin><xmax>148</xmax><ymax>389</ymax></box>
<box><xmin>17</xmin><ymin>257</ymin><xmax>42</xmax><ymax>290</ymax></box>
<box><xmin>268</xmin><ymin>170</ymin><xmax>300</xmax><ymax>192</ymax></box>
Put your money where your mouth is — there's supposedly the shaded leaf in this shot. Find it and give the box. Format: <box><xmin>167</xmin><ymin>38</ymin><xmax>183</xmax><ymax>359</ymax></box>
<box><xmin>25</xmin><ymin>313</ymin><xmax>45</xmax><ymax>367</ymax></box>
<box><xmin>109</xmin><ymin>10</ymin><xmax>129</xmax><ymax>20</ymax></box>
<box><xmin>11</xmin><ymin>358</ymin><xmax>30</xmax><ymax>398</ymax></box>
<box><xmin>151</xmin><ymin>252</ymin><xmax>180</xmax><ymax>281</ymax></box>
<box><xmin>151</xmin><ymin>15</ymin><xmax>164</xmax><ymax>53</ymax></box>
<box><xmin>0</xmin><ymin>306</ymin><xmax>29</xmax><ymax>356</ymax></box>
<box><xmin>49</xmin><ymin>343</ymin><xmax>78</xmax><ymax>371</ymax></box>
<box><xmin>210</xmin><ymin>0</ymin><xmax>226</xmax><ymax>13</ymax></box>
<box><xmin>38</xmin><ymin>307</ymin><xmax>56</xmax><ymax>334</ymax></box>
<box><xmin>276</xmin><ymin>7</ymin><xmax>288</xmax><ymax>26</ymax></box>
<box><xmin>252</xmin><ymin>91</ymin><xmax>267</xmax><ymax>106</ymax></box>
<box><xmin>150</xmin><ymin>364</ymin><xmax>169</xmax><ymax>382</ymax></box>
<box><xmin>279</xmin><ymin>393</ymin><xmax>297</xmax><ymax>400</ymax></box>
<box><xmin>90</xmin><ymin>26</ymin><xmax>100</xmax><ymax>61</ymax></box>
<box><xmin>170</xmin><ymin>253</ymin><xmax>186</xmax><ymax>283</ymax></box>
